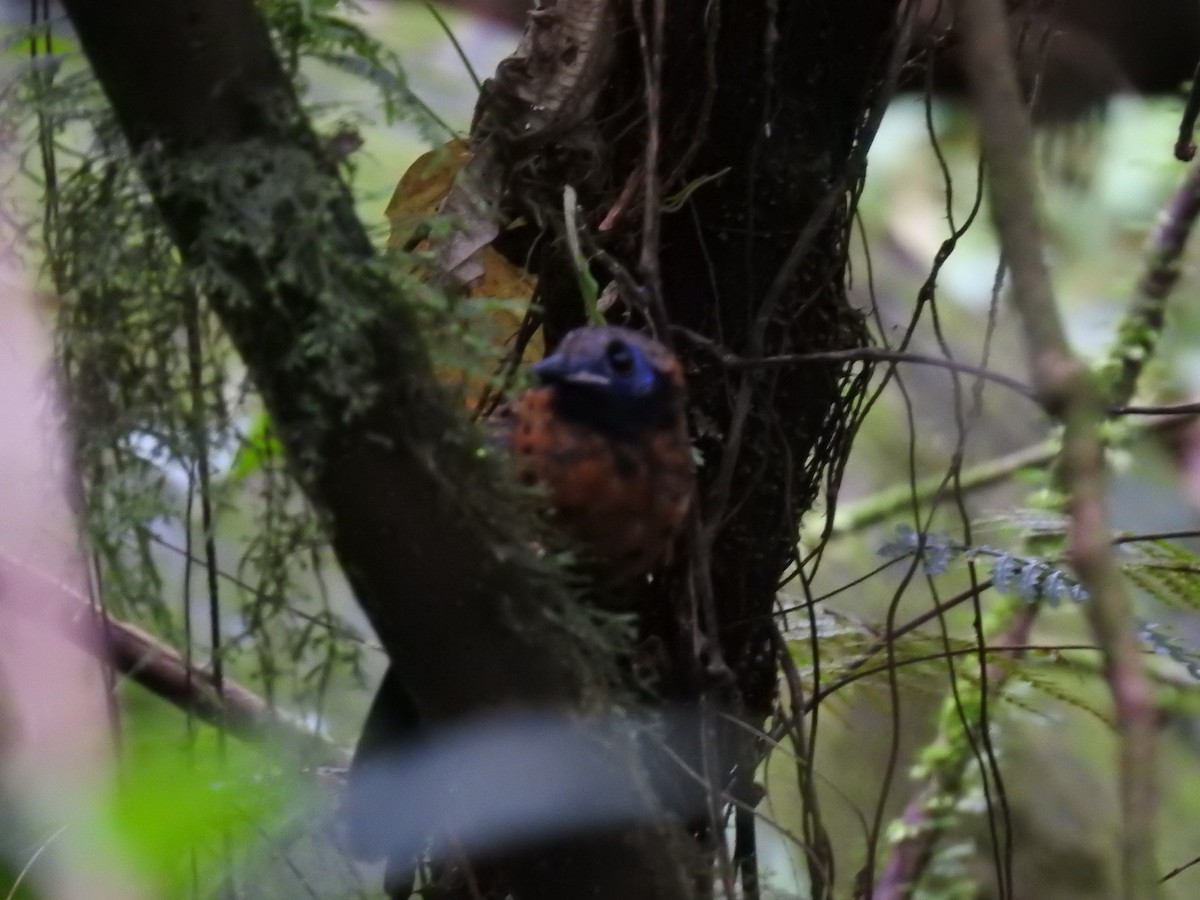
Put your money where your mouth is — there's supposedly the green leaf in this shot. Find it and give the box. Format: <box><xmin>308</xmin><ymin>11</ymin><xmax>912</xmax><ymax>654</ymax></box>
<box><xmin>229</xmin><ymin>412</ymin><xmax>284</xmax><ymax>482</ymax></box>
<box><xmin>101</xmin><ymin>725</ymin><xmax>305</xmax><ymax>895</ymax></box>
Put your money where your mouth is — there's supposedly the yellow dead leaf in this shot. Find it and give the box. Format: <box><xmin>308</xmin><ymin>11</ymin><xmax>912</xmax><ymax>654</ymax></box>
<box><xmin>436</xmin><ymin>244</ymin><xmax>543</xmax><ymax>409</ymax></box>
<box><xmin>386</xmin><ymin>142</ymin><xmax>543</xmax><ymax>409</ymax></box>
<box><xmin>385</xmin><ymin>140</ymin><xmax>470</xmax><ymax>249</ymax></box>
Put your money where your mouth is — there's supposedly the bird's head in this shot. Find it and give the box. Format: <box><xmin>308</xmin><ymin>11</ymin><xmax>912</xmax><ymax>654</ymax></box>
<box><xmin>531</xmin><ymin>326</ymin><xmax>684</xmax><ymax>434</ymax></box>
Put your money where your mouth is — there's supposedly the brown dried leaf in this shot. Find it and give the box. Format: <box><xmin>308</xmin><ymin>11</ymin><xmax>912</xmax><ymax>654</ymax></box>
<box><xmin>384</xmin><ymin>140</ymin><xmax>471</xmax><ymax>250</ymax></box>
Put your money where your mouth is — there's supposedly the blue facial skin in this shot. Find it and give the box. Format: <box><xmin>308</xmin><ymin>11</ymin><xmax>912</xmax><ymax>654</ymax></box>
<box><xmin>533</xmin><ymin>332</ymin><xmax>676</xmax><ymax>436</ymax></box>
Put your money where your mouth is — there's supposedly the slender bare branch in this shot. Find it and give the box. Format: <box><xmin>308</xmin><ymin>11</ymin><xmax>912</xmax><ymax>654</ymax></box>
<box><xmin>828</xmin><ymin>414</ymin><xmax>1195</xmax><ymax>539</ymax></box>
<box><xmin>719</xmin><ymin>346</ymin><xmax>1039</xmax><ymax>403</ymax></box>
<box><xmin>1102</xmin><ymin>161</ymin><xmax>1200</xmax><ymax>405</ymax></box>
<box><xmin>2</xmin><ymin>554</ymin><xmax>350</xmax><ymax>765</ymax></box>
<box><xmin>957</xmin><ymin>0</ymin><xmax>1160</xmax><ymax>895</ymax></box>
<box><xmin>95</xmin><ymin>611</ymin><xmax>351</xmax><ymax>765</ymax></box>
<box><xmin>873</xmin><ymin>604</ymin><xmax>1036</xmax><ymax>900</ymax></box>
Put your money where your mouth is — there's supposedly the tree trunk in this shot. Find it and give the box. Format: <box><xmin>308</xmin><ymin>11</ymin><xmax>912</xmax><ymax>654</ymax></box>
<box><xmin>477</xmin><ymin>0</ymin><xmax>900</xmax><ymax>875</ymax></box>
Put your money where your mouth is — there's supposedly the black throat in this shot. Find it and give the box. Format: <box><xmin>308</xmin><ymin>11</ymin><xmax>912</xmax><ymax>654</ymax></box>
<box><xmin>548</xmin><ymin>380</ymin><xmax>679</xmax><ymax>439</ymax></box>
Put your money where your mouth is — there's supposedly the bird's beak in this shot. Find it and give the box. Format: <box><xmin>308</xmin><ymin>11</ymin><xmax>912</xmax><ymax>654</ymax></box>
<box><xmin>563</xmin><ymin>371</ymin><xmax>611</xmax><ymax>386</ymax></box>
<box><xmin>531</xmin><ymin>354</ymin><xmax>568</xmax><ymax>385</ymax></box>
<box><xmin>532</xmin><ymin>355</ymin><xmax>611</xmax><ymax>387</ymax></box>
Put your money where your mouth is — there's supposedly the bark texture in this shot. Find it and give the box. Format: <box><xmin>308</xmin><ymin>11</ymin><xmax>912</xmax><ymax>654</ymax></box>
<box><xmin>478</xmin><ymin>0</ymin><xmax>900</xmax><ymax>815</ymax></box>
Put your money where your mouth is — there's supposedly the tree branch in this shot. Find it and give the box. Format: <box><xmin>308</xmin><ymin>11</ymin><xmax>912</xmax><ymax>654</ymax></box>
<box><xmin>873</xmin><ymin>602</ymin><xmax>1036</xmax><ymax>900</ymax></box>
<box><xmin>1101</xmin><ymin>160</ymin><xmax>1200</xmax><ymax>406</ymax></box>
<box><xmin>87</xmin><ymin>604</ymin><xmax>349</xmax><ymax>766</ymax></box>
<box><xmin>827</xmin><ymin>414</ymin><xmax>1195</xmax><ymax>539</ymax></box>
<box><xmin>957</xmin><ymin>0</ymin><xmax>1160</xmax><ymax>895</ymax></box>
<box><xmin>2</xmin><ymin>552</ymin><xmax>361</xmax><ymax>770</ymax></box>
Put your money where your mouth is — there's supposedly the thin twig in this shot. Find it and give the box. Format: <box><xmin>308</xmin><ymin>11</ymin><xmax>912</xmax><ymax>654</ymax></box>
<box><xmin>832</xmin><ymin>438</ymin><xmax>1056</xmax><ymax>538</ymax></box>
<box><xmin>4</xmin><ymin>824</ymin><xmax>69</xmax><ymax>900</ymax></box>
<box><xmin>1102</xmin><ymin>161</ymin><xmax>1200</xmax><ymax>405</ymax></box>
<box><xmin>726</xmin><ymin>347</ymin><xmax>1038</xmax><ymax>402</ymax></box>
<box><xmin>1115</xmin><ymin>529</ymin><xmax>1200</xmax><ymax>545</ymax></box>
<box><xmin>144</xmin><ymin>532</ymin><xmax>377</xmax><ymax>650</ymax></box>
<box><xmin>828</xmin><ymin>638</ymin><xmax>1113</xmax><ymax>694</ymax></box>
<box><xmin>827</xmin><ymin>414</ymin><xmax>1195</xmax><ymax>538</ymax></box>
<box><xmin>873</xmin><ymin>604</ymin><xmax>1036</xmax><ymax>900</ymax></box>
<box><xmin>1174</xmin><ymin>61</ymin><xmax>1200</xmax><ymax>162</ymax></box>
<box><xmin>958</xmin><ymin>0</ymin><xmax>1160</xmax><ymax>895</ymax></box>
<box><xmin>1159</xmin><ymin>851</ymin><xmax>1200</xmax><ymax>884</ymax></box>
<box><xmin>425</xmin><ymin>2</ymin><xmax>482</xmax><ymax>92</ymax></box>
<box><xmin>1112</xmin><ymin>402</ymin><xmax>1200</xmax><ymax>416</ymax></box>
<box><xmin>631</xmin><ymin>0</ymin><xmax>670</xmax><ymax>337</ymax></box>
<box><xmin>771</xmin><ymin>626</ymin><xmax>832</xmax><ymax>899</ymax></box>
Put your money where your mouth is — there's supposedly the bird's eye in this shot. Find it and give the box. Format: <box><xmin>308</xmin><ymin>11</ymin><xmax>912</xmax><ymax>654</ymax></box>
<box><xmin>605</xmin><ymin>339</ymin><xmax>636</xmax><ymax>376</ymax></box>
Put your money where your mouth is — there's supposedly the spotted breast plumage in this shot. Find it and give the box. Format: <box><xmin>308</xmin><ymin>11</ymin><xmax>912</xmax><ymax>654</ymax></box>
<box><xmin>344</xmin><ymin>326</ymin><xmax>694</xmax><ymax>898</ymax></box>
<box><xmin>504</xmin><ymin>325</ymin><xmax>694</xmax><ymax>576</ymax></box>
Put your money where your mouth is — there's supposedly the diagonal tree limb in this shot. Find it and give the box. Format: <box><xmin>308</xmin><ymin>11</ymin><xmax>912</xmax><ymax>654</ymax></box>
<box><xmin>828</xmin><ymin>413</ymin><xmax>1197</xmax><ymax>539</ymax></box>
<box><xmin>1100</xmin><ymin>158</ymin><xmax>1200</xmax><ymax>407</ymax></box>
<box><xmin>47</xmin><ymin>585</ymin><xmax>351</xmax><ymax>767</ymax></box>
<box><xmin>58</xmin><ymin>1</ymin><xmax>696</xmax><ymax>897</ymax></box>
<box><xmin>957</xmin><ymin>0</ymin><xmax>1160</xmax><ymax>896</ymax></box>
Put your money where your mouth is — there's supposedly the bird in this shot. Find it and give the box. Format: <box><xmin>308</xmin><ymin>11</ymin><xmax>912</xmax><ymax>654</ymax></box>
<box><xmin>343</xmin><ymin>324</ymin><xmax>695</xmax><ymax>898</ymax></box>
<box><xmin>504</xmin><ymin>325</ymin><xmax>695</xmax><ymax>576</ymax></box>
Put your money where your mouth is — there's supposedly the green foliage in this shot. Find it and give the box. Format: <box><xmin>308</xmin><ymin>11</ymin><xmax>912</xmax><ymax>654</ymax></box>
<box><xmin>878</xmin><ymin>523</ymin><xmax>1089</xmax><ymax>606</ymax></box>
<box><xmin>260</xmin><ymin>0</ymin><xmax>452</xmax><ymax>141</ymax></box>
<box><xmin>1119</xmin><ymin>539</ymin><xmax>1200</xmax><ymax>679</ymax></box>
<box><xmin>1124</xmin><ymin>538</ymin><xmax>1200</xmax><ymax>613</ymax></box>
<box><xmin>107</xmin><ymin>734</ymin><xmax>301</xmax><ymax>895</ymax></box>
<box><xmin>879</xmin><ymin>524</ymin><xmax>1200</xmax><ymax>681</ymax></box>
